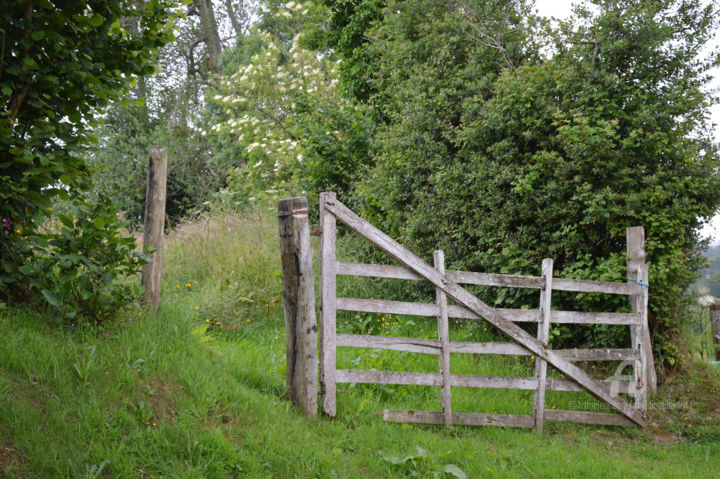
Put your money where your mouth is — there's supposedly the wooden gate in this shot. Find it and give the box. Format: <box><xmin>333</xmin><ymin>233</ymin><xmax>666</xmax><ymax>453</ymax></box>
<box><xmin>318</xmin><ymin>192</ymin><xmax>654</xmax><ymax>432</ymax></box>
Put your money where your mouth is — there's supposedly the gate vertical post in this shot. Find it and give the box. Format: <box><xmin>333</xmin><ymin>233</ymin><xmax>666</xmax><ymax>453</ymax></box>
<box><xmin>319</xmin><ymin>192</ymin><xmax>338</xmax><ymax>417</ymax></box>
<box><xmin>434</xmin><ymin>250</ymin><xmax>452</xmax><ymax>427</ymax></box>
<box><xmin>533</xmin><ymin>258</ymin><xmax>553</xmax><ymax>434</ymax></box>
<box><xmin>635</xmin><ymin>262</ymin><xmax>650</xmax><ymax>415</ymax></box>
<box><xmin>627</xmin><ymin>226</ymin><xmax>655</xmax><ymax>412</ymax></box>
<box><xmin>278</xmin><ymin>196</ymin><xmax>318</xmax><ymax>417</ymax></box>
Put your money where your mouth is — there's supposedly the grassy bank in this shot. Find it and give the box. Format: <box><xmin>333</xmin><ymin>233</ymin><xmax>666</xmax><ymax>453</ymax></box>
<box><xmin>0</xmin><ymin>210</ymin><xmax>719</xmax><ymax>478</ymax></box>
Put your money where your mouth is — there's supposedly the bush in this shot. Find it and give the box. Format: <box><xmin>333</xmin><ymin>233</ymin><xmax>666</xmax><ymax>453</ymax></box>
<box><xmin>19</xmin><ymin>195</ymin><xmax>149</xmax><ymax>324</ymax></box>
<box><xmin>0</xmin><ymin>1</ymin><xmax>178</xmax><ymax>301</ymax></box>
<box><xmin>206</xmin><ymin>3</ymin><xmax>373</xmax><ymax>211</ymax></box>
<box><xmin>349</xmin><ymin>0</ymin><xmax>720</xmax><ymax>361</ymax></box>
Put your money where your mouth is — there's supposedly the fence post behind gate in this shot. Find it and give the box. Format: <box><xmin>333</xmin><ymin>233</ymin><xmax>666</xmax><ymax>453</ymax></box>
<box><xmin>319</xmin><ymin>192</ymin><xmax>338</xmax><ymax>417</ymax></box>
<box><xmin>278</xmin><ymin>197</ymin><xmax>318</xmax><ymax>417</ymax></box>
<box><xmin>142</xmin><ymin>146</ymin><xmax>168</xmax><ymax>313</ymax></box>
<box><xmin>626</xmin><ymin>226</ymin><xmax>655</xmax><ymax>410</ymax></box>
<box><xmin>710</xmin><ymin>301</ymin><xmax>720</xmax><ymax>361</ymax></box>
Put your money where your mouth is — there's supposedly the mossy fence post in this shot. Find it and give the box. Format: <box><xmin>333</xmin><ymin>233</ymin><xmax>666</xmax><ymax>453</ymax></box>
<box><xmin>710</xmin><ymin>301</ymin><xmax>720</xmax><ymax>361</ymax></box>
<box><xmin>142</xmin><ymin>146</ymin><xmax>168</xmax><ymax>313</ymax></box>
<box><xmin>278</xmin><ymin>196</ymin><xmax>318</xmax><ymax>417</ymax></box>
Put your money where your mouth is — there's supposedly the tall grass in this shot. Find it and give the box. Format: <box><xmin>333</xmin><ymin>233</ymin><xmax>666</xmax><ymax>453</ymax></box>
<box><xmin>163</xmin><ymin>210</ymin><xmax>284</xmax><ymax>324</ymax></box>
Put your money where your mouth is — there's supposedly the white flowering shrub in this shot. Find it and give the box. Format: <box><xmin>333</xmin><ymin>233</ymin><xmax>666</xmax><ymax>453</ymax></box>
<box><xmin>206</xmin><ymin>1</ymin><xmax>369</xmax><ymax>207</ymax></box>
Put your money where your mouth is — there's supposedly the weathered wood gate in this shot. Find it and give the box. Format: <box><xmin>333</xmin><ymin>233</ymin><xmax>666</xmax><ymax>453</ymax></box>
<box><xmin>317</xmin><ymin>192</ymin><xmax>655</xmax><ymax>432</ymax></box>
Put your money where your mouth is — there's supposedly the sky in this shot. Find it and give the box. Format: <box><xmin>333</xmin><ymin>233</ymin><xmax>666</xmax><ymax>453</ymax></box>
<box><xmin>534</xmin><ymin>0</ymin><xmax>720</xmax><ymax>243</ymax></box>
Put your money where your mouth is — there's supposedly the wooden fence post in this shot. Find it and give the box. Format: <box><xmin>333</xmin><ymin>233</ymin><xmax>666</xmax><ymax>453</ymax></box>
<box><xmin>533</xmin><ymin>258</ymin><xmax>553</xmax><ymax>434</ymax></box>
<box><xmin>710</xmin><ymin>301</ymin><xmax>720</xmax><ymax>361</ymax></box>
<box><xmin>141</xmin><ymin>146</ymin><xmax>167</xmax><ymax>313</ymax></box>
<box><xmin>626</xmin><ymin>226</ymin><xmax>656</xmax><ymax>404</ymax></box>
<box><xmin>319</xmin><ymin>192</ymin><xmax>338</xmax><ymax>417</ymax></box>
<box><xmin>278</xmin><ymin>197</ymin><xmax>318</xmax><ymax>417</ymax></box>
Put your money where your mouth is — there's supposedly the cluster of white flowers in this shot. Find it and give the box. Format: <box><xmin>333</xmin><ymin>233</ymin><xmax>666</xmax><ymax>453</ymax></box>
<box><xmin>698</xmin><ymin>295</ymin><xmax>717</xmax><ymax>307</ymax></box>
<box><xmin>206</xmin><ymin>4</ymin><xmax>355</xmax><ymax>197</ymax></box>
<box><xmin>286</xmin><ymin>1</ymin><xmax>305</xmax><ymax>11</ymax></box>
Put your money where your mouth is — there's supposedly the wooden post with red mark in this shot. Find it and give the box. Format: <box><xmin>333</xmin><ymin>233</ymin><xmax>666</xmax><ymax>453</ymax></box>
<box><xmin>278</xmin><ymin>196</ymin><xmax>318</xmax><ymax>417</ymax></box>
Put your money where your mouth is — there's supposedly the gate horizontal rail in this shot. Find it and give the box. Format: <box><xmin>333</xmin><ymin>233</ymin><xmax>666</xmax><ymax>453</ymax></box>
<box><xmin>336</xmin><ymin>297</ymin><xmax>642</xmax><ymax>325</ymax></box>
<box><xmin>337</xmin><ymin>262</ymin><xmax>641</xmax><ymax>295</ymax></box>
<box><xmin>336</xmin><ymin>333</ymin><xmax>640</xmax><ymax>362</ymax></box>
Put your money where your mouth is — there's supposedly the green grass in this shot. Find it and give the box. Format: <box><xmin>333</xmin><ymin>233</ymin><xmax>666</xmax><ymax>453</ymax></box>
<box><xmin>1</xmin><ymin>210</ymin><xmax>719</xmax><ymax>478</ymax></box>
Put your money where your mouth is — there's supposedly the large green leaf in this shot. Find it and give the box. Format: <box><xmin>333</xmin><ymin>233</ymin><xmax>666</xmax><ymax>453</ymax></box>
<box><xmin>41</xmin><ymin>289</ymin><xmax>60</xmax><ymax>307</ymax></box>
<box><xmin>92</xmin><ymin>217</ymin><xmax>105</xmax><ymax>230</ymax></box>
<box><xmin>88</xmin><ymin>14</ymin><xmax>106</xmax><ymax>27</ymax></box>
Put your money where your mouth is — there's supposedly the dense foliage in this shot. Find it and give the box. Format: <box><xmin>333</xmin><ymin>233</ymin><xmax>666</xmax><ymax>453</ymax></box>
<box><xmin>1</xmin><ymin>1</ymin><xmax>180</xmax><ymax>311</ymax></box>
<box><xmin>338</xmin><ymin>0</ymin><xmax>720</xmax><ymax>358</ymax></box>
<box><xmin>199</xmin><ymin>0</ymin><xmax>720</xmax><ymax>361</ymax></box>
<box><xmin>86</xmin><ymin>100</ymin><xmax>226</xmax><ymax>226</ymax></box>
<box><xmin>20</xmin><ymin>195</ymin><xmax>149</xmax><ymax>323</ymax></box>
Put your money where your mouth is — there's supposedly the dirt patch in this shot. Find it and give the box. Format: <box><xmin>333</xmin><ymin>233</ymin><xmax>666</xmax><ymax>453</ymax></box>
<box><xmin>650</xmin><ymin>428</ymin><xmax>676</xmax><ymax>444</ymax></box>
<box><xmin>141</xmin><ymin>376</ymin><xmax>184</xmax><ymax>424</ymax></box>
<box><xmin>710</xmin><ymin>400</ymin><xmax>720</xmax><ymax>421</ymax></box>
<box><xmin>201</xmin><ymin>408</ymin><xmax>240</xmax><ymax>429</ymax></box>
<box><xmin>0</xmin><ymin>440</ymin><xmax>25</xmax><ymax>477</ymax></box>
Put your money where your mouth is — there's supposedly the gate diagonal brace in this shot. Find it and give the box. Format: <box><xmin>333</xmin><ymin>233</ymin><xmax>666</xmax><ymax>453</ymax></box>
<box><xmin>323</xmin><ymin>196</ymin><xmax>645</xmax><ymax>427</ymax></box>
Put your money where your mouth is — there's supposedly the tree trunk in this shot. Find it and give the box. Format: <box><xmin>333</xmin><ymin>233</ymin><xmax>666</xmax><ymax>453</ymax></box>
<box><xmin>225</xmin><ymin>0</ymin><xmax>244</xmax><ymax>36</ymax></box>
<box><xmin>193</xmin><ymin>0</ymin><xmax>223</xmax><ymax>74</ymax></box>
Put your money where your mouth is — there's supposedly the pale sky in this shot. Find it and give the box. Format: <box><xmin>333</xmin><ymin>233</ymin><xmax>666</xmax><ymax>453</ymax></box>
<box><xmin>534</xmin><ymin>0</ymin><xmax>720</xmax><ymax>243</ymax></box>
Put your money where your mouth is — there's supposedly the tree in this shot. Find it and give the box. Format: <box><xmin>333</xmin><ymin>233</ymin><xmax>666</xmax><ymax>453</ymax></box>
<box><xmin>84</xmin><ymin>0</ymin><xmax>256</xmax><ymax>227</ymax></box>
<box><xmin>190</xmin><ymin>0</ymin><xmax>225</xmax><ymax>75</ymax></box>
<box><xmin>0</xmin><ymin>1</ymin><xmax>181</xmax><ymax>298</ymax></box>
<box><xmin>206</xmin><ymin>1</ymin><xmax>372</xmax><ymax>208</ymax></box>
